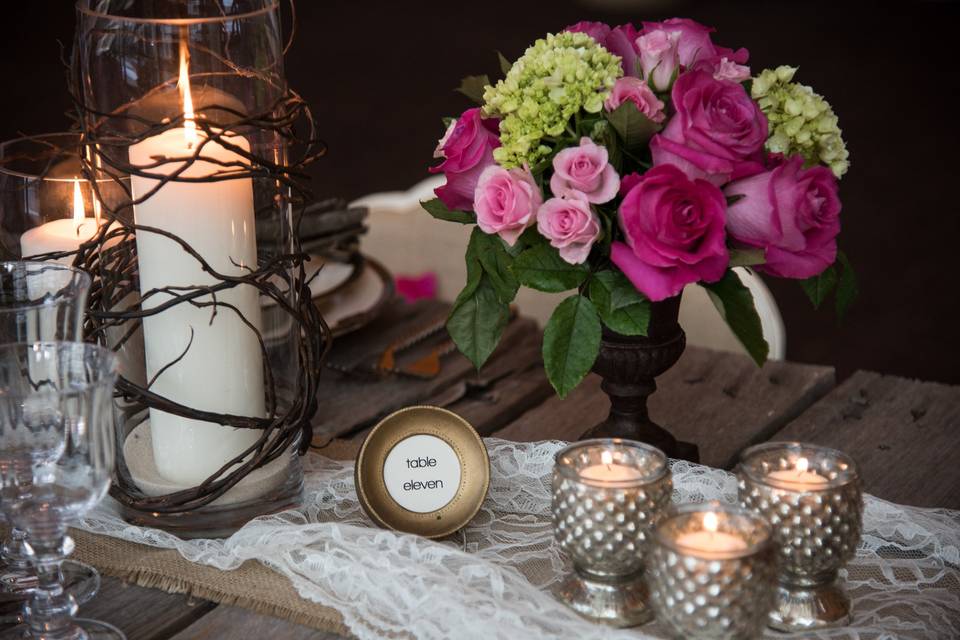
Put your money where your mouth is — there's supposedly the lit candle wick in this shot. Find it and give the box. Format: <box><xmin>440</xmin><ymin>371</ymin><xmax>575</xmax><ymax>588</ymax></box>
<box><xmin>178</xmin><ymin>36</ymin><xmax>198</xmax><ymax>149</ymax></box>
<box><xmin>601</xmin><ymin>450</ymin><xmax>613</xmax><ymax>472</ymax></box>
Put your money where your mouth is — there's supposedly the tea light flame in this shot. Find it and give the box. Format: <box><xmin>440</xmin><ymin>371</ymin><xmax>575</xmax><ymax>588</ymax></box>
<box><xmin>796</xmin><ymin>457</ymin><xmax>810</xmax><ymax>473</ymax></box>
<box><xmin>601</xmin><ymin>451</ymin><xmax>613</xmax><ymax>467</ymax></box>
<box><xmin>72</xmin><ymin>178</ymin><xmax>85</xmax><ymax>224</ymax></box>
<box><xmin>703</xmin><ymin>511</ymin><xmax>719</xmax><ymax>533</ymax></box>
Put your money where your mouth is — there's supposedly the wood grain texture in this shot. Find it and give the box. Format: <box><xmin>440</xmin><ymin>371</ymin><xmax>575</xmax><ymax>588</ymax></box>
<box><xmin>493</xmin><ymin>346</ymin><xmax>836</xmax><ymax>469</ymax></box>
<box><xmin>78</xmin><ymin>576</ymin><xmax>216</xmax><ymax>640</ymax></box>
<box><xmin>771</xmin><ymin>370</ymin><xmax>960</xmax><ymax>509</ymax></box>
<box><xmin>169</xmin><ymin>605</ymin><xmax>347</xmax><ymax>640</ymax></box>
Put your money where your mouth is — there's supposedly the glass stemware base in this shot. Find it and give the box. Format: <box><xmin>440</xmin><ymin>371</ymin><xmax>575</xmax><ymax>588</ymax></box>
<box><xmin>1</xmin><ymin>560</ymin><xmax>100</xmax><ymax>607</ymax></box>
<box><xmin>0</xmin><ymin>618</ymin><xmax>125</xmax><ymax>640</ymax></box>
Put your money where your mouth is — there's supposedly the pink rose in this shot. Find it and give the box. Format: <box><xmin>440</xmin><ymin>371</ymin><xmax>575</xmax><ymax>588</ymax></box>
<box><xmin>604</xmin><ymin>77</ymin><xmax>665</xmax><ymax>123</ymax></box>
<box><xmin>713</xmin><ymin>57</ymin><xmax>751</xmax><ymax>83</ymax></box>
<box><xmin>650</xmin><ymin>70</ymin><xmax>768</xmax><ymax>185</ymax></box>
<box><xmin>566</xmin><ymin>22</ymin><xmax>640</xmax><ymax>78</ymax></box>
<box><xmin>612</xmin><ymin>164</ymin><xmax>729</xmax><ymax>301</ymax></box>
<box><xmin>640</xmin><ymin>18</ymin><xmax>748</xmax><ymax>72</ymax></box>
<box><xmin>550</xmin><ymin>137</ymin><xmax>619</xmax><ymax>204</ymax></box>
<box><xmin>536</xmin><ymin>196</ymin><xmax>601</xmax><ymax>265</ymax></box>
<box><xmin>430</xmin><ymin>107</ymin><xmax>500</xmax><ymax>211</ymax></box>
<box><xmin>724</xmin><ymin>155</ymin><xmax>840</xmax><ymax>279</ymax></box>
<box><xmin>473</xmin><ymin>165</ymin><xmax>543</xmax><ymax>246</ymax></box>
<box><xmin>619</xmin><ymin>171</ymin><xmax>642</xmax><ymax>197</ymax></box>
<box><xmin>636</xmin><ymin>29</ymin><xmax>681</xmax><ymax>92</ymax></box>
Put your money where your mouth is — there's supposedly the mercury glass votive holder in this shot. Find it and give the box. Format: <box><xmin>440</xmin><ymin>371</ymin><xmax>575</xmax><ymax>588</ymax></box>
<box><xmin>647</xmin><ymin>503</ymin><xmax>776</xmax><ymax>639</ymax></box>
<box><xmin>737</xmin><ymin>442</ymin><xmax>863</xmax><ymax>632</ymax></box>
<box><xmin>552</xmin><ymin>439</ymin><xmax>672</xmax><ymax>627</ymax></box>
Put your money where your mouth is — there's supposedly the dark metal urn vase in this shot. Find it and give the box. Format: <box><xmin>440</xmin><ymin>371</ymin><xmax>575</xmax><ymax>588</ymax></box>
<box><xmin>581</xmin><ymin>294</ymin><xmax>700</xmax><ymax>462</ymax></box>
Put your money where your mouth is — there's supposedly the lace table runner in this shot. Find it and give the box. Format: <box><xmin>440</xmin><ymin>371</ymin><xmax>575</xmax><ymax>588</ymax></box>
<box><xmin>78</xmin><ymin>439</ymin><xmax>960</xmax><ymax>639</ymax></box>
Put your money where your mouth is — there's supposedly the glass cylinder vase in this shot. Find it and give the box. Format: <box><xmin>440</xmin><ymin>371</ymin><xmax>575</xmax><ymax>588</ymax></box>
<box><xmin>74</xmin><ymin>0</ymin><xmax>325</xmax><ymax>537</ymax></box>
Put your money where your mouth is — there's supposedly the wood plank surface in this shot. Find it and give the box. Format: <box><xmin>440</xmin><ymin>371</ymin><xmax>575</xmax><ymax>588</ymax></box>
<box><xmin>493</xmin><ymin>346</ymin><xmax>836</xmax><ymax>469</ymax></box>
<box><xmin>78</xmin><ymin>576</ymin><xmax>216</xmax><ymax>640</ymax></box>
<box><xmin>771</xmin><ymin>370</ymin><xmax>960</xmax><ymax>509</ymax></box>
<box><xmin>169</xmin><ymin>605</ymin><xmax>346</xmax><ymax>640</ymax></box>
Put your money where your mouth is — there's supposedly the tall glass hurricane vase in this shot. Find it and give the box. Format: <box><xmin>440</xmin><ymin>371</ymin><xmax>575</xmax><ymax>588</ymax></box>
<box><xmin>74</xmin><ymin>0</ymin><xmax>324</xmax><ymax>536</ymax></box>
<box><xmin>0</xmin><ymin>342</ymin><xmax>121</xmax><ymax>640</ymax></box>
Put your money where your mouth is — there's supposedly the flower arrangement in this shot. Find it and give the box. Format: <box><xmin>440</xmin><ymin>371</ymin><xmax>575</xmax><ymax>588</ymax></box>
<box><xmin>424</xmin><ymin>18</ymin><xmax>856</xmax><ymax>397</ymax></box>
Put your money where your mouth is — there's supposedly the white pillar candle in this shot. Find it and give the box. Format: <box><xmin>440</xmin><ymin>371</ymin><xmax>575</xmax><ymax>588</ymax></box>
<box><xmin>20</xmin><ymin>179</ymin><xmax>99</xmax><ymax>264</ymax></box>
<box><xmin>579</xmin><ymin>450</ymin><xmax>645</xmax><ymax>482</ymax></box>
<box><xmin>128</xmin><ymin>122</ymin><xmax>266</xmax><ymax>487</ymax></box>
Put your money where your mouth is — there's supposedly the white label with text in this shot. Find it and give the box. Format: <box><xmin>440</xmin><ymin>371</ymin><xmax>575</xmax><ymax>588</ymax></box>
<box><xmin>383</xmin><ymin>435</ymin><xmax>461</xmax><ymax>513</ymax></box>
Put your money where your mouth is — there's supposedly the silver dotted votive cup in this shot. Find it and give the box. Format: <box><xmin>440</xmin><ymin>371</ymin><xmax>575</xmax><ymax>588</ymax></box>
<box><xmin>647</xmin><ymin>502</ymin><xmax>776</xmax><ymax>639</ymax></box>
<box><xmin>737</xmin><ymin>442</ymin><xmax>863</xmax><ymax>632</ymax></box>
<box><xmin>552</xmin><ymin>439</ymin><xmax>672</xmax><ymax>627</ymax></box>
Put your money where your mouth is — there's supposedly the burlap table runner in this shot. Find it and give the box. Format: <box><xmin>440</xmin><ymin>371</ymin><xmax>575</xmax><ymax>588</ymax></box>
<box><xmin>70</xmin><ymin>438</ymin><xmax>364</xmax><ymax>636</ymax></box>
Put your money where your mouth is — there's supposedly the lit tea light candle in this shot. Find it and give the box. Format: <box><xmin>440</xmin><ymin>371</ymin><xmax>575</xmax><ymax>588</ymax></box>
<box><xmin>766</xmin><ymin>456</ymin><xmax>829</xmax><ymax>488</ymax></box>
<box><xmin>578</xmin><ymin>450</ymin><xmax>644</xmax><ymax>482</ymax></box>
<box><xmin>675</xmin><ymin>511</ymin><xmax>749</xmax><ymax>558</ymax></box>
<box><xmin>20</xmin><ymin>178</ymin><xmax>101</xmax><ymax>261</ymax></box>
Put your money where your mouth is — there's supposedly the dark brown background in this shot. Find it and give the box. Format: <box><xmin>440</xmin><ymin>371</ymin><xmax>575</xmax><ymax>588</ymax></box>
<box><xmin>2</xmin><ymin>0</ymin><xmax>958</xmax><ymax>383</ymax></box>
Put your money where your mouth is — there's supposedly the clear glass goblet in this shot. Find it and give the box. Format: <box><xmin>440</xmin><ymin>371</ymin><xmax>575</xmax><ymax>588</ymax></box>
<box><xmin>0</xmin><ymin>342</ymin><xmax>123</xmax><ymax>640</ymax></box>
<box><xmin>0</xmin><ymin>264</ymin><xmax>100</xmax><ymax>610</ymax></box>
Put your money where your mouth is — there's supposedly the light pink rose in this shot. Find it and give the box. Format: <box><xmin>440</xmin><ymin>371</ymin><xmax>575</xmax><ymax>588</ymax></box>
<box><xmin>636</xmin><ymin>29</ymin><xmax>681</xmax><ymax>92</ymax></box>
<box><xmin>613</xmin><ymin>164</ymin><xmax>729</xmax><ymax>301</ymax></box>
<box><xmin>724</xmin><ymin>155</ymin><xmax>841</xmax><ymax>279</ymax></box>
<box><xmin>640</xmin><ymin>18</ymin><xmax>749</xmax><ymax>72</ymax></box>
<box><xmin>433</xmin><ymin>119</ymin><xmax>457</xmax><ymax>158</ymax></box>
<box><xmin>473</xmin><ymin>165</ymin><xmax>543</xmax><ymax>246</ymax></box>
<box><xmin>536</xmin><ymin>196</ymin><xmax>601</xmax><ymax>265</ymax></box>
<box><xmin>429</xmin><ymin>107</ymin><xmax>500</xmax><ymax>211</ymax></box>
<box><xmin>713</xmin><ymin>57</ymin><xmax>751</xmax><ymax>83</ymax></box>
<box><xmin>650</xmin><ymin>70</ymin><xmax>767</xmax><ymax>185</ymax></box>
<box><xmin>550</xmin><ymin>137</ymin><xmax>619</xmax><ymax>204</ymax></box>
<box><xmin>604</xmin><ymin>77</ymin><xmax>666</xmax><ymax>123</ymax></box>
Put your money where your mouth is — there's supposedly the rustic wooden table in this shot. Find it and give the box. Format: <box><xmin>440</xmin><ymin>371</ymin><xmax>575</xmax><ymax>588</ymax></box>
<box><xmin>44</xmin><ymin>301</ymin><xmax>960</xmax><ymax>637</ymax></box>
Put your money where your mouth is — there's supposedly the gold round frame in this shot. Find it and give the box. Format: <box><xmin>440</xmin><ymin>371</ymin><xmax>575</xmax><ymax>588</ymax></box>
<box><xmin>355</xmin><ymin>406</ymin><xmax>490</xmax><ymax>538</ymax></box>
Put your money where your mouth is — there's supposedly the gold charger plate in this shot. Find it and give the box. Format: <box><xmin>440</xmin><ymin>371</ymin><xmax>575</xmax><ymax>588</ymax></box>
<box><xmin>355</xmin><ymin>406</ymin><xmax>490</xmax><ymax>539</ymax></box>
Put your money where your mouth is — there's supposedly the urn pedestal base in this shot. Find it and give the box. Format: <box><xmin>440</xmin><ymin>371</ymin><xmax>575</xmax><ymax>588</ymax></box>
<box><xmin>554</xmin><ymin>569</ymin><xmax>652</xmax><ymax>628</ymax></box>
<box><xmin>581</xmin><ymin>295</ymin><xmax>699</xmax><ymax>462</ymax></box>
<box><xmin>769</xmin><ymin>573</ymin><xmax>852</xmax><ymax>632</ymax></box>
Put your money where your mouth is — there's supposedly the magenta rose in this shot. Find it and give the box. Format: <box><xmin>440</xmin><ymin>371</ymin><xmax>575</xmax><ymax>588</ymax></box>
<box><xmin>429</xmin><ymin>108</ymin><xmax>500</xmax><ymax>211</ymax></box>
<box><xmin>639</xmin><ymin>18</ymin><xmax>748</xmax><ymax>72</ymax></box>
<box><xmin>612</xmin><ymin>164</ymin><xmax>729</xmax><ymax>301</ymax></box>
<box><xmin>724</xmin><ymin>155</ymin><xmax>841</xmax><ymax>279</ymax></box>
<box><xmin>636</xmin><ymin>29</ymin><xmax>681</xmax><ymax>92</ymax></box>
<box><xmin>604</xmin><ymin>77</ymin><xmax>665</xmax><ymax>123</ymax></box>
<box><xmin>473</xmin><ymin>165</ymin><xmax>543</xmax><ymax>246</ymax></box>
<box><xmin>550</xmin><ymin>137</ymin><xmax>619</xmax><ymax>204</ymax></box>
<box><xmin>650</xmin><ymin>70</ymin><xmax>768</xmax><ymax>185</ymax></box>
<box><xmin>566</xmin><ymin>21</ymin><xmax>640</xmax><ymax>78</ymax></box>
<box><xmin>537</xmin><ymin>196</ymin><xmax>601</xmax><ymax>265</ymax></box>
<box><xmin>713</xmin><ymin>57</ymin><xmax>751</xmax><ymax>83</ymax></box>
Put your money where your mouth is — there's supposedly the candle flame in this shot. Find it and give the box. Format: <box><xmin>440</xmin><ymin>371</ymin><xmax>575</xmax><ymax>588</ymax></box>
<box><xmin>178</xmin><ymin>37</ymin><xmax>198</xmax><ymax>149</ymax></box>
<box><xmin>796</xmin><ymin>457</ymin><xmax>810</xmax><ymax>473</ymax></box>
<box><xmin>703</xmin><ymin>511</ymin><xmax>719</xmax><ymax>533</ymax></box>
<box><xmin>600</xmin><ymin>451</ymin><xmax>613</xmax><ymax>466</ymax></box>
<box><xmin>72</xmin><ymin>178</ymin><xmax>85</xmax><ymax>224</ymax></box>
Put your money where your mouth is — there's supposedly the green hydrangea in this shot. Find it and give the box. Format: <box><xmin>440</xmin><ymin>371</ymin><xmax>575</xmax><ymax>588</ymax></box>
<box><xmin>752</xmin><ymin>66</ymin><xmax>849</xmax><ymax>178</ymax></box>
<box><xmin>483</xmin><ymin>32</ymin><xmax>622</xmax><ymax>168</ymax></box>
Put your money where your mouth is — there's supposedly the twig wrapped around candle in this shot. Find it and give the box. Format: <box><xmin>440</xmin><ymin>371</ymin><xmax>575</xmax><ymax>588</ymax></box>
<box><xmin>737</xmin><ymin>442</ymin><xmax>863</xmax><ymax>632</ymax></box>
<box><xmin>647</xmin><ymin>503</ymin><xmax>776</xmax><ymax>639</ymax></box>
<box><xmin>552</xmin><ymin>439</ymin><xmax>672</xmax><ymax>627</ymax></box>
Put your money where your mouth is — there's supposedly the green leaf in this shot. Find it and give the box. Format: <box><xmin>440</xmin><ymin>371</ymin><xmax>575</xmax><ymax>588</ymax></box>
<box><xmin>800</xmin><ymin>266</ymin><xmax>837</xmax><ymax>309</ymax></box>
<box><xmin>420</xmin><ymin>198</ymin><xmax>475</xmax><ymax>224</ymax></box>
<box><xmin>835</xmin><ymin>251</ymin><xmax>858</xmax><ymax>320</ymax></box>
<box><xmin>447</xmin><ymin>274</ymin><xmax>509</xmax><ymax>370</ymax></box>
<box><xmin>589</xmin><ymin>271</ymin><xmax>650</xmax><ymax>336</ymax></box>
<box><xmin>543</xmin><ymin>295</ymin><xmax>602</xmax><ymax>398</ymax></box>
<box><xmin>496</xmin><ymin>51</ymin><xmax>512</xmax><ymax>77</ymax></box>
<box><xmin>504</xmin><ymin>225</ymin><xmax>545</xmax><ymax>257</ymax></box>
<box><xmin>469</xmin><ymin>228</ymin><xmax>519</xmax><ymax>304</ymax></box>
<box><xmin>605</xmin><ymin>102</ymin><xmax>661</xmax><ymax>151</ymax></box>
<box><xmin>512</xmin><ymin>243</ymin><xmax>590</xmax><ymax>293</ymax></box>
<box><xmin>703</xmin><ymin>271</ymin><xmax>770</xmax><ymax>367</ymax></box>
<box><xmin>590</xmin><ymin>270</ymin><xmax>646</xmax><ymax>310</ymax></box>
<box><xmin>728</xmin><ymin>249</ymin><xmax>766</xmax><ymax>268</ymax></box>
<box><xmin>456</xmin><ymin>74</ymin><xmax>490</xmax><ymax>105</ymax></box>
